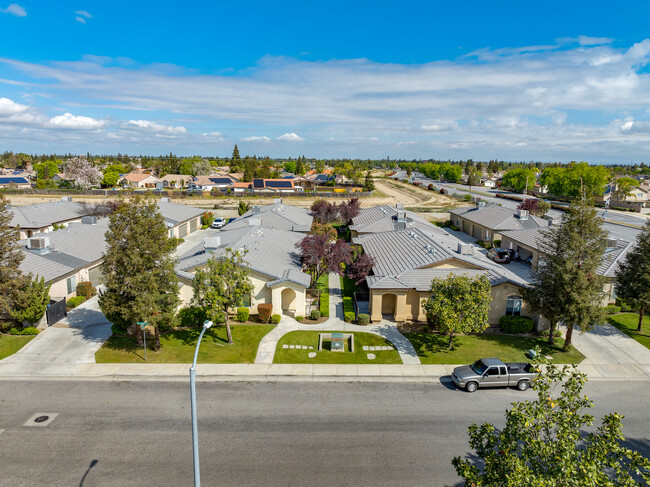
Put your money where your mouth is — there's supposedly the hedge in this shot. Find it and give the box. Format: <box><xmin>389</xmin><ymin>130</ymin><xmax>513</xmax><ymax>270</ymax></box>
<box><xmin>236</xmin><ymin>307</ymin><xmax>250</xmax><ymax>322</ymax></box>
<box><xmin>178</xmin><ymin>306</ymin><xmax>208</xmax><ymax>327</ymax></box>
<box><xmin>344</xmin><ymin>311</ymin><xmax>355</xmax><ymax>322</ymax></box>
<box><xmin>258</xmin><ymin>303</ymin><xmax>273</xmax><ymax>323</ymax></box>
<box><xmin>271</xmin><ymin>314</ymin><xmax>281</xmax><ymax>324</ymax></box>
<box><xmin>66</xmin><ymin>296</ymin><xmax>87</xmax><ymax>308</ymax></box>
<box><xmin>499</xmin><ymin>315</ymin><xmax>534</xmax><ymax>334</ymax></box>
<box><xmin>8</xmin><ymin>326</ymin><xmax>39</xmax><ymax>335</ymax></box>
<box><xmin>310</xmin><ymin>310</ymin><xmax>321</xmax><ymax>320</ymax></box>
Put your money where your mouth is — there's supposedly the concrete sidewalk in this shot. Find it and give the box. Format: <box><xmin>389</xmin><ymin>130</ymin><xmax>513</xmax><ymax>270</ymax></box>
<box><xmin>254</xmin><ymin>273</ymin><xmax>421</xmax><ymax>364</ymax></box>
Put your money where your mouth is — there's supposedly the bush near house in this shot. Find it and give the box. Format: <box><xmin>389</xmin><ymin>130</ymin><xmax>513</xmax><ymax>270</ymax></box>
<box><xmin>615</xmin><ymin>298</ymin><xmax>636</xmax><ymax>312</ymax></box>
<box><xmin>177</xmin><ymin>306</ymin><xmax>208</xmax><ymax>327</ymax></box>
<box><xmin>236</xmin><ymin>307</ymin><xmax>250</xmax><ymax>322</ymax></box>
<box><xmin>499</xmin><ymin>315</ymin><xmax>534</xmax><ymax>334</ymax></box>
<box><xmin>358</xmin><ymin>314</ymin><xmax>370</xmax><ymax>325</ymax></box>
<box><xmin>539</xmin><ymin>329</ymin><xmax>562</xmax><ymax>338</ymax></box>
<box><xmin>343</xmin><ymin>297</ymin><xmax>355</xmax><ymax>321</ymax></box>
<box><xmin>271</xmin><ymin>314</ymin><xmax>281</xmax><ymax>324</ymax></box>
<box><xmin>475</xmin><ymin>240</ymin><xmax>493</xmax><ymax>249</ymax></box>
<box><xmin>310</xmin><ymin>310</ymin><xmax>321</xmax><ymax>320</ymax></box>
<box><xmin>493</xmin><ymin>239</ymin><xmax>502</xmax><ymax>247</ymax></box>
<box><xmin>76</xmin><ymin>281</ymin><xmax>96</xmax><ymax>300</ymax></box>
<box><xmin>67</xmin><ymin>296</ymin><xmax>87</xmax><ymax>308</ymax></box>
<box><xmin>258</xmin><ymin>303</ymin><xmax>273</xmax><ymax>323</ymax></box>
<box><xmin>603</xmin><ymin>305</ymin><xmax>621</xmax><ymax>315</ymax></box>
<box><xmin>344</xmin><ymin>311</ymin><xmax>355</xmax><ymax>322</ymax></box>
<box><xmin>8</xmin><ymin>326</ymin><xmax>39</xmax><ymax>335</ymax></box>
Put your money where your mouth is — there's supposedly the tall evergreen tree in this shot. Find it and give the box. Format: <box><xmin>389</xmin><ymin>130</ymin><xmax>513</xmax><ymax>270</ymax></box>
<box><xmin>615</xmin><ymin>221</ymin><xmax>650</xmax><ymax>332</ymax></box>
<box><xmin>295</xmin><ymin>158</ymin><xmax>305</xmax><ymax>176</ymax></box>
<box><xmin>231</xmin><ymin>144</ymin><xmax>242</xmax><ymax>172</ymax></box>
<box><xmin>98</xmin><ymin>196</ymin><xmax>179</xmax><ymax>349</ymax></box>
<box><xmin>525</xmin><ymin>197</ymin><xmax>607</xmax><ymax>350</ymax></box>
<box><xmin>0</xmin><ymin>195</ymin><xmax>25</xmax><ymax>318</ymax></box>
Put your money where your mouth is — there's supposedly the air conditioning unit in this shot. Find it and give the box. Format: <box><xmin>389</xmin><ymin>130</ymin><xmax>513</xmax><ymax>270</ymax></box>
<box><xmin>81</xmin><ymin>216</ymin><xmax>97</xmax><ymax>225</ymax></box>
<box><xmin>28</xmin><ymin>237</ymin><xmax>50</xmax><ymax>250</ymax></box>
<box><xmin>204</xmin><ymin>237</ymin><xmax>221</xmax><ymax>250</ymax></box>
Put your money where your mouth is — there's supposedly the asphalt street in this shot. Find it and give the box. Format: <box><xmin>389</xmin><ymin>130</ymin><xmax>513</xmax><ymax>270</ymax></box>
<box><xmin>0</xmin><ymin>379</ymin><xmax>648</xmax><ymax>487</ymax></box>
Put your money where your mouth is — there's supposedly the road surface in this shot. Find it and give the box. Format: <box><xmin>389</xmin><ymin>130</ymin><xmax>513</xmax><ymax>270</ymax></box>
<box><xmin>0</xmin><ymin>379</ymin><xmax>648</xmax><ymax>486</ymax></box>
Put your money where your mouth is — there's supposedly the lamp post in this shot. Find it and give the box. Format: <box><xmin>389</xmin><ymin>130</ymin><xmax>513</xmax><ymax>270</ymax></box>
<box><xmin>190</xmin><ymin>320</ymin><xmax>213</xmax><ymax>487</ymax></box>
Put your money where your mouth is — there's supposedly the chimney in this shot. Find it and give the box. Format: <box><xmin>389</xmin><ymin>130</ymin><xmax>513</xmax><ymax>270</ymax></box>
<box><xmin>397</xmin><ymin>210</ymin><xmax>406</xmax><ymax>222</ymax></box>
<box><xmin>203</xmin><ymin>237</ymin><xmax>221</xmax><ymax>250</ymax></box>
<box><xmin>81</xmin><ymin>216</ymin><xmax>97</xmax><ymax>225</ymax></box>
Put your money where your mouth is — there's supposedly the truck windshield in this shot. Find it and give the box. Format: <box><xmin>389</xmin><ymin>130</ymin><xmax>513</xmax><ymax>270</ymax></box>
<box><xmin>470</xmin><ymin>360</ymin><xmax>488</xmax><ymax>375</ymax></box>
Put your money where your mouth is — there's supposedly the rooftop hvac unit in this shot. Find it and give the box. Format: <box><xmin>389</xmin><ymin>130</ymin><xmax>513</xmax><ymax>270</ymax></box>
<box><xmin>516</xmin><ymin>209</ymin><xmax>529</xmax><ymax>220</ymax></box>
<box><xmin>81</xmin><ymin>216</ymin><xmax>97</xmax><ymax>225</ymax></box>
<box><xmin>397</xmin><ymin>210</ymin><xmax>406</xmax><ymax>222</ymax></box>
<box><xmin>28</xmin><ymin>237</ymin><xmax>50</xmax><ymax>250</ymax></box>
<box><xmin>204</xmin><ymin>237</ymin><xmax>221</xmax><ymax>250</ymax></box>
<box><xmin>457</xmin><ymin>243</ymin><xmax>474</xmax><ymax>256</ymax></box>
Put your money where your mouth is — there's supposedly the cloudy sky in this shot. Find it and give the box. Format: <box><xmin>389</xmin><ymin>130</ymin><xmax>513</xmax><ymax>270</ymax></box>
<box><xmin>1</xmin><ymin>0</ymin><xmax>650</xmax><ymax>162</ymax></box>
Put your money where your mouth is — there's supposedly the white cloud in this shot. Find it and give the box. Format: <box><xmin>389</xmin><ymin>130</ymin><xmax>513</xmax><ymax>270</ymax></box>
<box><xmin>0</xmin><ymin>96</ymin><xmax>28</xmax><ymax>116</ymax></box>
<box><xmin>1</xmin><ymin>3</ymin><xmax>26</xmax><ymax>17</ymax></box>
<box><xmin>47</xmin><ymin>113</ymin><xmax>106</xmax><ymax>129</ymax></box>
<box><xmin>277</xmin><ymin>132</ymin><xmax>304</xmax><ymax>141</ymax></box>
<box><xmin>240</xmin><ymin>136</ymin><xmax>270</xmax><ymax>142</ymax></box>
<box><xmin>75</xmin><ymin>10</ymin><xmax>91</xmax><ymax>23</ymax></box>
<box><xmin>578</xmin><ymin>35</ymin><xmax>614</xmax><ymax>46</ymax></box>
<box><xmin>124</xmin><ymin>119</ymin><xmax>186</xmax><ymax>134</ymax></box>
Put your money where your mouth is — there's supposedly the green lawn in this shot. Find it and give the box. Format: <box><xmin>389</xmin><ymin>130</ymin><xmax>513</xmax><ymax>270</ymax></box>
<box><xmin>607</xmin><ymin>313</ymin><xmax>650</xmax><ymax>349</ymax></box>
<box><xmin>0</xmin><ymin>334</ymin><xmax>35</xmax><ymax>361</ymax></box>
<box><xmin>274</xmin><ymin>330</ymin><xmax>402</xmax><ymax>364</ymax></box>
<box><xmin>316</xmin><ymin>274</ymin><xmax>329</xmax><ymax>317</ymax></box>
<box><xmin>404</xmin><ymin>332</ymin><xmax>585</xmax><ymax>364</ymax></box>
<box><xmin>95</xmin><ymin>325</ymin><xmax>274</xmax><ymax>363</ymax></box>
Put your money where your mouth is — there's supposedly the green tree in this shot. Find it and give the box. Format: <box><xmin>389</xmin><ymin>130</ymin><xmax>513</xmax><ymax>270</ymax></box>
<box><xmin>363</xmin><ymin>171</ymin><xmax>375</xmax><ymax>192</ymax></box>
<box><xmin>441</xmin><ymin>164</ymin><xmax>463</xmax><ymax>183</ymax></box>
<box><xmin>243</xmin><ymin>157</ymin><xmax>257</xmax><ymax>182</ymax></box>
<box><xmin>238</xmin><ymin>200</ymin><xmax>250</xmax><ymax>216</ymax></box>
<box><xmin>406</xmin><ymin>166</ymin><xmax>413</xmax><ymax>177</ymax></box>
<box><xmin>284</xmin><ymin>160</ymin><xmax>297</xmax><ymax>174</ymax></box>
<box><xmin>613</xmin><ymin>177</ymin><xmax>638</xmax><ymax>202</ymax></box>
<box><xmin>525</xmin><ymin>197</ymin><xmax>606</xmax><ymax>350</ymax></box>
<box><xmin>453</xmin><ymin>356</ymin><xmax>650</xmax><ymax>486</ymax></box>
<box><xmin>34</xmin><ymin>160</ymin><xmax>59</xmax><ymax>180</ymax></box>
<box><xmin>98</xmin><ymin>196</ymin><xmax>179</xmax><ymax>350</ymax></box>
<box><xmin>295</xmin><ymin>158</ymin><xmax>305</xmax><ymax>176</ymax></box>
<box><xmin>0</xmin><ymin>194</ymin><xmax>25</xmax><ymax>317</ymax></box>
<box><xmin>615</xmin><ymin>221</ymin><xmax>650</xmax><ymax>332</ymax></box>
<box><xmin>467</xmin><ymin>170</ymin><xmax>482</xmax><ymax>188</ymax></box>
<box><xmin>540</xmin><ymin>162</ymin><xmax>609</xmax><ymax>198</ymax></box>
<box><xmin>423</xmin><ymin>274</ymin><xmax>492</xmax><ymax>349</ymax></box>
<box><xmin>231</xmin><ymin>144</ymin><xmax>242</xmax><ymax>172</ymax></box>
<box><xmin>501</xmin><ymin>167</ymin><xmax>537</xmax><ymax>193</ymax></box>
<box><xmin>101</xmin><ymin>170</ymin><xmax>120</xmax><ymax>188</ymax></box>
<box><xmin>10</xmin><ymin>276</ymin><xmax>51</xmax><ymax>325</ymax></box>
<box><xmin>192</xmin><ymin>248</ymin><xmax>253</xmax><ymax>345</ymax></box>
<box><xmin>315</xmin><ymin>160</ymin><xmax>325</xmax><ymax>173</ymax></box>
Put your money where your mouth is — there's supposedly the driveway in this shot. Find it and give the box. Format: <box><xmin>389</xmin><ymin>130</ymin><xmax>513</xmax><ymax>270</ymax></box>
<box><xmin>0</xmin><ymin>295</ymin><xmax>113</xmax><ymax>368</ymax></box>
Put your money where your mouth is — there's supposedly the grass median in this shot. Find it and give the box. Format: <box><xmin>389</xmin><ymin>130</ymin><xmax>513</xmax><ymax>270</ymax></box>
<box><xmin>607</xmin><ymin>313</ymin><xmax>650</xmax><ymax>349</ymax></box>
<box><xmin>95</xmin><ymin>325</ymin><xmax>274</xmax><ymax>363</ymax></box>
<box><xmin>274</xmin><ymin>330</ymin><xmax>402</xmax><ymax>364</ymax></box>
<box><xmin>403</xmin><ymin>332</ymin><xmax>585</xmax><ymax>365</ymax></box>
<box><xmin>0</xmin><ymin>334</ymin><xmax>35</xmax><ymax>361</ymax></box>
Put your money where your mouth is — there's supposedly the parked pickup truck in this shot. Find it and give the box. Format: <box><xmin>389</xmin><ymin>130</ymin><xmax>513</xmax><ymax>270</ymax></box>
<box><xmin>451</xmin><ymin>357</ymin><xmax>536</xmax><ymax>393</ymax></box>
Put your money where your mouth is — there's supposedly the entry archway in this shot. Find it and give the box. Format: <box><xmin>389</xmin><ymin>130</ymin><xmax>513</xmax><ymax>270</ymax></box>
<box><xmin>281</xmin><ymin>288</ymin><xmax>296</xmax><ymax>314</ymax></box>
<box><xmin>381</xmin><ymin>293</ymin><xmax>397</xmax><ymax>319</ymax></box>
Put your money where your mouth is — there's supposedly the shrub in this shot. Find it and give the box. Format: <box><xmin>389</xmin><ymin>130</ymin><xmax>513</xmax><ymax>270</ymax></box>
<box><xmin>428</xmin><ymin>184</ymin><xmax>434</xmax><ymax>190</ymax></box>
<box><xmin>603</xmin><ymin>305</ymin><xmax>621</xmax><ymax>315</ymax></box>
<box><xmin>66</xmin><ymin>296</ymin><xmax>87</xmax><ymax>308</ymax></box>
<box><xmin>493</xmin><ymin>239</ymin><xmax>502</xmax><ymax>247</ymax></box>
<box><xmin>178</xmin><ymin>306</ymin><xmax>208</xmax><ymax>327</ymax></box>
<box><xmin>615</xmin><ymin>298</ymin><xmax>636</xmax><ymax>312</ymax></box>
<box><xmin>110</xmin><ymin>324</ymin><xmax>127</xmax><ymax>335</ymax></box>
<box><xmin>76</xmin><ymin>281</ymin><xmax>96</xmax><ymax>299</ymax></box>
<box><xmin>499</xmin><ymin>315</ymin><xmax>534</xmax><ymax>334</ymax></box>
<box><xmin>236</xmin><ymin>307</ymin><xmax>250</xmax><ymax>322</ymax></box>
<box><xmin>539</xmin><ymin>329</ymin><xmax>562</xmax><ymax>338</ymax></box>
<box><xmin>0</xmin><ymin>321</ymin><xmax>14</xmax><ymax>333</ymax></box>
<box><xmin>475</xmin><ymin>240</ymin><xmax>492</xmax><ymax>249</ymax></box>
<box><xmin>310</xmin><ymin>309</ymin><xmax>321</xmax><ymax>320</ymax></box>
<box><xmin>343</xmin><ymin>296</ymin><xmax>354</xmax><ymax>315</ymax></box>
<box><xmin>271</xmin><ymin>314</ymin><xmax>281</xmax><ymax>324</ymax></box>
<box><xmin>358</xmin><ymin>314</ymin><xmax>370</xmax><ymax>326</ymax></box>
<box><xmin>344</xmin><ymin>311</ymin><xmax>355</xmax><ymax>322</ymax></box>
<box><xmin>295</xmin><ymin>316</ymin><xmax>304</xmax><ymax>321</ymax></box>
<box><xmin>8</xmin><ymin>326</ymin><xmax>39</xmax><ymax>335</ymax></box>
<box><xmin>258</xmin><ymin>303</ymin><xmax>273</xmax><ymax>323</ymax></box>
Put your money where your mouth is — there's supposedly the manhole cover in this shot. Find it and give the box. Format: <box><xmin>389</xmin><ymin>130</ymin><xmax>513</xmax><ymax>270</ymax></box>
<box><xmin>24</xmin><ymin>413</ymin><xmax>58</xmax><ymax>427</ymax></box>
<box><xmin>34</xmin><ymin>416</ymin><xmax>49</xmax><ymax>423</ymax></box>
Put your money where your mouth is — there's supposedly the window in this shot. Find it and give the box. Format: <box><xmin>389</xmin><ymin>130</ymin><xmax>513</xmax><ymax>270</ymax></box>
<box><xmin>486</xmin><ymin>367</ymin><xmax>499</xmax><ymax>376</ymax></box>
<box><xmin>66</xmin><ymin>276</ymin><xmax>76</xmax><ymax>295</ymax></box>
<box><xmin>506</xmin><ymin>295</ymin><xmax>522</xmax><ymax>316</ymax></box>
<box><xmin>499</xmin><ymin>366</ymin><xmax>507</xmax><ymax>376</ymax></box>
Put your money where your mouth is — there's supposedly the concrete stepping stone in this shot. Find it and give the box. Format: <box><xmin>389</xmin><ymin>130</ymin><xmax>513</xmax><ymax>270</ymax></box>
<box><xmin>363</xmin><ymin>346</ymin><xmax>369</xmax><ymax>351</ymax></box>
<box><xmin>282</xmin><ymin>344</ymin><xmax>289</xmax><ymax>349</ymax></box>
<box><xmin>309</xmin><ymin>346</ymin><xmax>314</xmax><ymax>350</ymax></box>
<box><xmin>367</xmin><ymin>353</ymin><xmax>376</xmax><ymax>360</ymax></box>
<box><xmin>289</xmin><ymin>345</ymin><xmax>295</xmax><ymax>349</ymax></box>
<box><xmin>308</xmin><ymin>352</ymin><xmax>316</xmax><ymax>358</ymax></box>
<box><xmin>302</xmin><ymin>346</ymin><xmax>308</xmax><ymax>350</ymax></box>
<box><xmin>383</xmin><ymin>346</ymin><xmax>391</xmax><ymax>351</ymax></box>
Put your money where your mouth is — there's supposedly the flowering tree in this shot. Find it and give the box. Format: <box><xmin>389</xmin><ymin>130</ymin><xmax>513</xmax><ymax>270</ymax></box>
<box><xmin>65</xmin><ymin>156</ymin><xmax>103</xmax><ymax>190</ymax></box>
<box><xmin>296</xmin><ymin>234</ymin><xmax>352</xmax><ymax>287</ymax></box>
<box><xmin>517</xmin><ymin>198</ymin><xmax>551</xmax><ymax>217</ymax></box>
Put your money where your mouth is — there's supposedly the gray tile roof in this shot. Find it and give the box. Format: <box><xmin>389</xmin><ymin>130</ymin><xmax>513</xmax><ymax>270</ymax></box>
<box><xmin>354</xmin><ymin>226</ymin><xmax>528</xmax><ymax>291</ymax></box>
<box><xmin>9</xmin><ymin>201</ymin><xmax>96</xmax><ymax>229</ymax></box>
<box><xmin>158</xmin><ymin>201</ymin><xmax>204</xmax><ymax>226</ymax></box>
<box><xmin>18</xmin><ymin>219</ymin><xmax>109</xmax><ymax>283</ymax></box>
<box><xmin>349</xmin><ymin>204</ymin><xmax>445</xmax><ymax>234</ymax></box>
<box><xmin>224</xmin><ymin>203</ymin><xmax>313</xmax><ymax>232</ymax></box>
<box><xmin>449</xmin><ymin>205</ymin><xmax>549</xmax><ymax>231</ymax></box>
<box><xmin>500</xmin><ymin>227</ymin><xmax>547</xmax><ymax>249</ymax></box>
<box><xmin>177</xmin><ymin>226</ymin><xmax>310</xmax><ymax>288</ymax></box>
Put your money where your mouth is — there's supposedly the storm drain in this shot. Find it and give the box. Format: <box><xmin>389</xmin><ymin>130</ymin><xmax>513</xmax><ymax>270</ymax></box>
<box><xmin>24</xmin><ymin>413</ymin><xmax>58</xmax><ymax>427</ymax></box>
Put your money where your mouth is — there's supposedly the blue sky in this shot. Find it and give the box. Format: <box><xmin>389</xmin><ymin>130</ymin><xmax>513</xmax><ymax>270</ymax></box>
<box><xmin>1</xmin><ymin>1</ymin><xmax>650</xmax><ymax>162</ymax></box>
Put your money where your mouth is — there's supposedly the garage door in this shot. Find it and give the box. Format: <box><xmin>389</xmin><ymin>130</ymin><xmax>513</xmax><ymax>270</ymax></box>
<box><xmin>473</xmin><ymin>226</ymin><xmax>484</xmax><ymax>240</ymax></box>
<box><xmin>189</xmin><ymin>218</ymin><xmax>198</xmax><ymax>233</ymax></box>
<box><xmin>88</xmin><ymin>265</ymin><xmax>104</xmax><ymax>287</ymax></box>
<box><xmin>178</xmin><ymin>223</ymin><xmax>188</xmax><ymax>238</ymax></box>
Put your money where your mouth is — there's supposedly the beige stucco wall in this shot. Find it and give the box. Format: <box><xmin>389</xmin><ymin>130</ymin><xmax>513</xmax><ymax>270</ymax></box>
<box><xmin>19</xmin><ymin>218</ymin><xmax>83</xmax><ymax>239</ymax></box>
<box><xmin>453</xmin><ymin>215</ymin><xmax>496</xmax><ymax>242</ymax></box>
<box><xmin>168</xmin><ymin>216</ymin><xmax>201</xmax><ymax>239</ymax></box>
<box><xmin>48</xmin><ymin>264</ymin><xmax>95</xmax><ymax>300</ymax></box>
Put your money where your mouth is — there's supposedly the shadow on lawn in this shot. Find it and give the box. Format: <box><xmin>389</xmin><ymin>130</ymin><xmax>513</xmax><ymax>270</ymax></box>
<box><xmin>103</xmin><ymin>327</ymin><xmax>229</xmax><ymax>356</ymax></box>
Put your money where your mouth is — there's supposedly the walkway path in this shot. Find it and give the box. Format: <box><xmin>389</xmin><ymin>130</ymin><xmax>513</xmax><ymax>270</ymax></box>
<box><xmin>565</xmin><ymin>322</ymin><xmax>650</xmax><ymax>378</ymax></box>
<box><xmin>0</xmin><ymin>295</ymin><xmax>112</xmax><ymax>371</ymax></box>
<box><xmin>254</xmin><ymin>273</ymin><xmax>421</xmax><ymax>364</ymax></box>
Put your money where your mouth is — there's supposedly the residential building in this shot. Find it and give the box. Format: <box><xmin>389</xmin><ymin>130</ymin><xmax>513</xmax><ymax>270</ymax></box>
<box><xmin>9</xmin><ymin>198</ymin><xmax>98</xmax><ymax>239</ymax></box>
<box><xmin>449</xmin><ymin>204</ymin><xmax>549</xmax><ymax>242</ymax></box>
<box><xmin>252</xmin><ymin>178</ymin><xmax>296</xmax><ymax>192</ymax></box>
<box><xmin>353</xmin><ymin>226</ymin><xmax>531</xmax><ymax>325</ymax></box>
<box><xmin>159</xmin><ymin>174</ymin><xmax>193</xmax><ymax>189</ymax></box>
<box><xmin>224</xmin><ymin>202</ymin><xmax>313</xmax><ymax>232</ymax></box>
<box><xmin>349</xmin><ymin>204</ymin><xmax>442</xmax><ymax>237</ymax></box>
<box><xmin>500</xmin><ymin>227</ymin><xmax>633</xmax><ymax>304</ymax></box>
<box><xmin>0</xmin><ymin>176</ymin><xmax>31</xmax><ymax>189</ymax></box>
<box><xmin>189</xmin><ymin>175</ymin><xmax>236</xmax><ymax>191</ymax></box>
<box><xmin>158</xmin><ymin>198</ymin><xmax>205</xmax><ymax>238</ymax></box>
<box><xmin>176</xmin><ymin>226</ymin><xmax>311</xmax><ymax>317</ymax></box>
<box><xmin>120</xmin><ymin>172</ymin><xmax>161</xmax><ymax>188</ymax></box>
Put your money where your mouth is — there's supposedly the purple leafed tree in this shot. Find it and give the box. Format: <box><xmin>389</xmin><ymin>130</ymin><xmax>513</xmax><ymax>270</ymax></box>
<box><xmin>347</xmin><ymin>253</ymin><xmax>375</xmax><ymax>285</ymax></box>
<box><xmin>296</xmin><ymin>234</ymin><xmax>352</xmax><ymax>286</ymax></box>
<box><xmin>338</xmin><ymin>198</ymin><xmax>361</xmax><ymax>225</ymax></box>
<box><xmin>310</xmin><ymin>199</ymin><xmax>339</xmax><ymax>224</ymax></box>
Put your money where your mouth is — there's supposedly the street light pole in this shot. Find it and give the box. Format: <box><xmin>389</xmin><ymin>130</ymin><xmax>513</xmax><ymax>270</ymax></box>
<box><xmin>190</xmin><ymin>320</ymin><xmax>213</xmax><ymax>487</ymax></box>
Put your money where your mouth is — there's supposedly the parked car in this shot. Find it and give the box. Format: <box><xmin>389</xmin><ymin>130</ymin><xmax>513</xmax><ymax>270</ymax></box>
<box><xmin>451</xmin><ymin>358</ymin><xmax>535</xmax><ymax>393</ymax></box>
<box><xmin>211</xmin><ymin>217</ymin><xmax>226</xmax><ymax>229</ymax></box>
<box><xmin>486</xmin><ymin>248</ymin><xmax>512</xmax><ymax>264</ymax></box>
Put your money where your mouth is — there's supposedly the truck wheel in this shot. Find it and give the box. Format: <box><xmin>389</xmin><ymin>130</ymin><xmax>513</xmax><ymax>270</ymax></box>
<box><xmin>465</xmin><ymin>382</ymin><xmax>478</xmax><ymax>393</ymax></box>
<box><xmin>517</xmin><ymin>380</ymin><xmax>530</xmax><ymax>391</ymax></box>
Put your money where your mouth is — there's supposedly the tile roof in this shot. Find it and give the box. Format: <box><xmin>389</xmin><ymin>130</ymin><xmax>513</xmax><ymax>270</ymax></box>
<box><xmin>449</xmin><ymin>205</ymin><xmax>549</xmax><ymax>231</ymax></box>
<box><xmin>9</xmin><ymin>201</ymin><xmax>97</xmax><ymax>229</ymax></box>
<box><xmin>158</xmin><ymin>201</ymin><xmax>204</xmax><ymax>226</ymax></box>
<box><xmin>350</xmin><ymin>204</ymin><xmax>446</xmax><ymax>234</ymax></box>
<box><xmin>177</xmin><ymin>227</ymin><xmax>310</xmax><ymax>288</ymax></box>
<box><xmin>224</xmin><ymin>203</ymin><xmax>313</xmax><ymax>232</ymax></box>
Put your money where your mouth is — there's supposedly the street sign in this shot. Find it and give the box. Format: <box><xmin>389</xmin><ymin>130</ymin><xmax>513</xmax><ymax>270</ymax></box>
<box><xmin>137</xmin><ymin>322</ymin><xmax>149</xmax><ymax>361</ymax></box>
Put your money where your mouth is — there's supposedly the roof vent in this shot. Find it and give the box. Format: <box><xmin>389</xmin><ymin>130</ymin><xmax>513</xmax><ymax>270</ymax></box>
<box><xmin>457</xmin><ymin>243</ymin><xmax>474</xmax><ymax>256</ymax></box>
<box><xmin>396</xmin><ymin>203</ymin><xmax>404</xmax><ymax>210</ymax></box>
<box><xmin>251</xmin><ymin>205</ymin><xmax>261</xmax><ymax>215</ymax></box>
<box><xmin>516</xmin><ymin>209</ymin><xmax>529</xmax><ymax>220</ymax></box>
<box><xmin>160</xmin><ymin>197</ymin><xmax>171</xmax><ymax>203</ymax></box>
<box><xmin>477</xmin><ymin>201</ymin><xmax>486</xmax><ymax>209</ymax></box>
<box><xmin>81</xmin><ymin>216</ymin><xmax>97</xmax><ymax>225</ymax></box>
<box><xmin>397</xmin><ymin>210</ymin><xmax>406</xmax><ymax>222</ymax></box>
<box><xmin>61</xmin><ymin>196</ymin><xmax>72</xmax><ymax>202</ymax></box>
<box><xmin>204</xmin><ymin>237</ymin><xmax>221</xmax><ymax>250</ymax></box>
